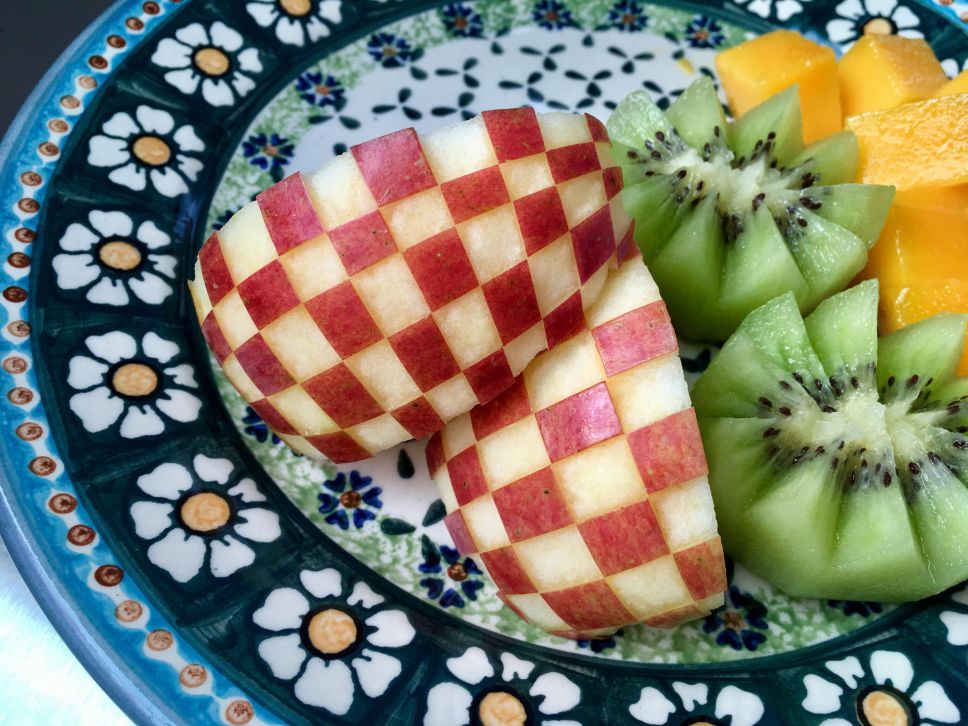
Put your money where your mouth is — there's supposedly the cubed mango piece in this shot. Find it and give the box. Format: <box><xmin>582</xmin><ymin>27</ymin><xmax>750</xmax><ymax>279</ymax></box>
<box><xmin>838</xmin><ymin>35</ymin><xmax>948</xmax><ymax>117</ymax></box>
<box><xmin>846</xmin><ymin>93</ymin><xmax>968</xmax><ymax>189</ymax></box>
<box><xmin>881</xmin><ymin>281</ymin><xmax>968</xmax><ymax>375</ymax></box>
<box><xmin>715</xmin><ymin>30</ymin><xmax>841</xmax><ymax>143</ymax></box>
<box><xmin>935</xmin><ymin>70</ymin><xmax>968</xmax><ymax>98</ymax></box>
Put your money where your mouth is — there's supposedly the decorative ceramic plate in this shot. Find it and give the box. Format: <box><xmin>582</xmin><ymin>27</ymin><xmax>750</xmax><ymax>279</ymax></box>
<box><xmin>2</xmin><ymin>0</ymin><xmax>967</xmax><ymax>723</ymax></box>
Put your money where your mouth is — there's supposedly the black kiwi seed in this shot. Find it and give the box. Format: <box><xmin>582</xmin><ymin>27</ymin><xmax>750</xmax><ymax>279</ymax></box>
<box><xmin>888</xmin><ymin>376</ymin><xmax>896</xmax><ymax>387</ymax></box>
<box><xmin>814</xmin><ymin>378</ymin><xmax>824</xmax><ymax>390</ymax></box>
<box><xmin>796</xmin><ymin>217</ymin><xmax>808</xmax><ymax>228</ymax></box>
<box><xmin>779</xmin><ymin>380</ymin><xmax>792</xmax><ymax>390</ymax></box>
<box><xmin>928</xmin><ymin>452</ymin><xmax>941</xmax><ymax>464</ymax></box>
<box><xmin>851</xmin><ymin>376</ymin><xmax>860</xmax><ymax>388</ymax></box>
<box><xmin>627</xmin><ymin>150</ymin><xmax>638</xmax><ymax>158</ymax></box>
<box><xmin>676</xmin><ymin>168</ymin><xmax>687</xmax><ymax>179</ymax></box>
<box><xmin>954</xmin><ymin>440</ymin><xmax>968</xmax><ymax>450</ymax></box>
<box><xmin>767</xmin><ymin>131</ymin><xmax>776</xmax><ymax>140</ymax></box>
<box><xmin>651</xmin><ymin>150</ymin><xmax>662</xmax><ymax>160</ymax></box>
<box><xmin>958</xmin><ymin>427</ymin><xmax>968</xmax><ymax>433</ymax></box>
<box><xmin>778</xmin><ymin>406</ymin><xmax>791</xmax><ymax>417</ymax></box>
<box><xmin>793</xmin><ymin>372</ymin><xmax>804</xmax><ymax>384</ymax></box>
<box><xmin>759</xmin><ymin>397</ymin><xmax>773</xmax><ymax>408</ymax></box>
<box><xmin>697</xmin><ymin>181</ymin><xmax>704</xmax><ymax>191</ymax></box>
<box><xmin>832</xmin><ymin>457</ymin><xmax>839</xmax><ymax>469</ymax></box>
<box><xmin>655</xmin><ymin>131</ymin><xmax>665</xmax><ymax>142</ymax></box>
<box><xmin>883</xmin><ymin>471</ymin><xmax>892</xmax><ymax>486</ymax></box>
<box><xmin>763</xmin><ymin>427</ymin><xmax>780</xmax><ymax>438</ymax></box>
<box><xmin>909</xmin><ymin>462</ymin><xmax>921</xmax><ymax>475</ymax></box>
<box><xmin>822</xmin><ymin>405</ymin><xmax>836</xmax><ymax>413</ymax></box>
<box><xmin>838</xmin><ymin>441</ymin><xmax>845</xmax><ymax>450</ymax></box>
<box><xmin>645</xmin><ymin>170</ymin><xmax>656</xmax><ymax>177</ymax></box>
<box><xmin>713</xmin><ymin>125</ymin><xmax>720</xmax><ymax>137</ymax></box>
<box><xmin>816</xmin><ymin>446</ymin><xmax>826</xmax><ymax>455</ymax></box>
<box><xmin>908</xmin><ymin>375</ymin><xmax>920</xmax><ymax>386</ymax></box>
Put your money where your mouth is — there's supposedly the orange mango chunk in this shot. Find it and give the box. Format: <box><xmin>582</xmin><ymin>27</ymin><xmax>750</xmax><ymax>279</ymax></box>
<box><xmin>715</xmin><ymin>30</ymin><xmax>841</xmax><ymax>143</ymax></box>
<box><xmin>846</xmin><ymin>93</ymin><xmax>968</xmax><ymax>189</ymax></box>
<box><xmin>838</xmin><ymin>35</ymin><xmax>948</xmax><ymax>117</ymax></box>
<box><xmin>881</xmin><ymin>282</ymin><xmax>968</xmax><ymax>375</ymax></box>
<box><xmin>935</xmin><ymin>70</ymin><xmax>968</xmax><ymax>98</ymax></box>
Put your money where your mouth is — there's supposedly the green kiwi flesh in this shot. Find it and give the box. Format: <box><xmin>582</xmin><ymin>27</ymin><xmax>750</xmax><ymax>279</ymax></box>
<box><xmin>693</xmin><ymin>280</ymin><xmax>968</xmax><ymax>601</ymax></box>
<box><xmin>608</xmin><ymin>77</ymin><xmax>895</xmax><ymax>343</ymax></box>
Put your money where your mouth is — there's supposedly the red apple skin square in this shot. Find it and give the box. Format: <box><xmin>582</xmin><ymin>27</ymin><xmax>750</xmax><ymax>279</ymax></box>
<box><xmin>603</xmin><ymin>166</ymin><xmax>623</xmax><ymax>199</ymax></box>
<box><xmin>482</xmin><ymin>108</ymin><xmax>544</xmax><ymax>162</ymax></box>
<box><xmin>643</xmin><ymin>604</ymin><xmax>704</xmax><ymax>629</ymax></box>
<box><xmin>426</xmin><ymin>432</ymin><xmax>446</xmax><ymax>475</ymax></box>
<box><xmin>351</xmin><ymin>128</ymin><xmax>436</xmax><ymax>205</ymax></box>
<box><xmin>404</xmin><ymin>229</ymin><xmax>478</xmax><ymax>310</ymax></box>
<box><xmin>198</xmin><ymin>232</ymin><xmax>233</xmax><ymax>305</ymax></box>
<box><xmin>514</xmin><ymin>187</ymin><xmax>569</xmax><ymax>255</ymax></box>
<box><xmin>493</xmin><ymin>468</ymin><xmax>571</xmax><ymax>542</ymax></box>
<box><xmin>328</xmin><ymin>210</ymin><xmax>396</xmax><ymax>275</ymax></box>
<box><xmin>201</xmin><ymin>313</ymin><xmax>232</xmax><ymax>363</ymax></box>
<box><xmin>482</xmin><ymin>262</ymin><xmax>542</xmax><ymax>345</ymax></box>
<box><xmin>592</xmin><ymin>300</ymin><xmax>678</xmax><ymax>377</ymax></box>
<box><xmin>234</xmin><ymin>335</ymin><xmax>294</xmax><ymax>397</ymax></box>
<box><xmin>389</xmin><ymin>317</ymin><xmax>460</xmax><ymax>391</ymax></box>
<box><xmin>445</xmin><ymin>510</ymin><xmax>478</xmax><ymax>554</ymax></box>
<box><xmin>441</xmin><ymin>166</ymin><xmax>510</xmax><ymax>224</ymax></box>
<box><xmin>542</xmin><ymin>582</ymin><xmax>634</xmax><ymax>631</ymax></box>
<box><xmin>305</xmin><ymin>281</ymin><xmax>382</xmax><ymax>359</ymax></box>
<box><xmin>628</xmin><ymin>408</ymin><xmax>709</xmax><ymax>493</ymax></box>
<box><xmin>481</xmin><ymin>547</ymin><xmax>537</xmax><ymax>594</ymax></box>
<box><xmin>579</xmin><ymin>500</ymin><xmax>669</xmax><ymax>577</ymax></box>
<box><xmin>617</xmin><ymin>222</ymin><xmax>636</xmax><ymax>263</ymax></box>
<box><xmin>446</xmin><ymin>447</ymin><xmax>488</xmax><ymax>506</ymax></box>
<box><xmin>392</xmin><ymin>397</ymin><xmax>445</xmax><ymax>439</ymax></box>
<box><xmin>470</xmin><ymin>377</ymin><xmax>532</xmax><ymax>441</ymax></box>
<box><xmin>585</xmin><ymin>114</ymin><xmax>610</xmax><ymax>143</ymax></box>
<box><xmin>571</xmin><ymin>205</ymin><xmax>616</xmax><ymax>283</ymax></box>
<box><xmin>674</xmin><ymin>537</ymin><xmax>727</xmax><ymax>599</ymax></box>
<box><xmin>303</xmin><ymin>364</ymin><xmax>383</xmax><ymax>428</ymax></box>
<box><xmin>257</xmin><ymin>173</ymin><xmax>325</xmax><ymax>254</ymax></box>
<box><xmin>307</xmin><ymin>432</ymin><xmax>370</xmax><ymax>463</ymax></box>
<box><xmin>248</xmin><ymin>398</ymin><xmax>298</xmax><ymax>436</ymax></box>
<box><xmin>237</xmin><ymin>260</ymin><xmax>300</xmax><ymax>328</ymax></box>
<box><xmin>543</xmin><ymin>292</ymin><xmax>584</xmax><ymax>350</ymax></box>
<box><xmin>465</xmin><ymin>350</ymin><xmax>515</xmax><ymax>405</ymax></box>
<box><xmin>547</xmin><ymin>143</ymin><xmax>601</xmax><ymax>184</ymax></box>
<box><xmin>536</xmin><ymin>382</ymin><xmax>622</xmax><ymax>461</ymax></box>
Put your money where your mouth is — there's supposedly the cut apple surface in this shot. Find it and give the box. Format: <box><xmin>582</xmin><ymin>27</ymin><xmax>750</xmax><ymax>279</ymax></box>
<box><xmin>190</xmin><ymin>110</ymin><xmax>632</xmax><ymax>462</ymax></box>
<box><xmin>427</xmin><ymin>257</ymin><xmax>726</xmax><ymax>638</ymax></box>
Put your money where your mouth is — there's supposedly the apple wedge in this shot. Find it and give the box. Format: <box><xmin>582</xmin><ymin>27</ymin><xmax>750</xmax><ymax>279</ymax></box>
<box><xmin>189</xmin><ymin>110</ymin><xmax>632</xmax><ymax>462</ymax></box>
<box><xmin>427</xmin><ymin>257</ymin><xmax>725</xmax><ymax>638</ymax></box>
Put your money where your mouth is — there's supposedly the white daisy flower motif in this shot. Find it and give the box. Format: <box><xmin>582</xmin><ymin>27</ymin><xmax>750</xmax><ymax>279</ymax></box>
<box><xmin>131</xmin><ymin>454</ymin><xmax>281</xmax><ymax>583</ymax></box>
<box><xmin>253</xmin><ymin>569</ymin><xmax>415</xmax><ymax>715</ymax></box>
<box><xmin>630</xmin><ymin>682</ymin><xmax>764</xmax><ymax>725</ymax></box>
<box><xmin>801</xmin><ymin>650</ymin><xmax>960</xmax><ymax>725</ymax></box>
<box><xmin>87</xmin><ymin>105</ymin><xmax>204</xmax><ymax>197</ymax></box>
<box><xmin>730</xmin><ymin>0</ymin><xmax>814</xmax><ymax>22</ymax></box>
<box><xmin>67</xmin><ymin>331</ymin><xmax>202</xmax><ymax>438</ymax></box>
<box><xmin>246</xmin><ymin>0</ymin><xmax>342</xmax><ymax>47</ymax></box>
<box><xmin>151</xmin><ymin>22</ymin><xmax>263</xmax><ymax>107</ymax></box>
<box><xmin>51</xmin><ymin>210</ymin><xmax>176</xmax><ymax>306</ymax></box>
<box><xmin>940</xmin><ymin>56</ymin><xmax>967</xmax><ymax>79</ymax></box>
<box><xmin>940</xmin><ymin>583</ymin><xmax>968</xmax><ymax>646</ymax></box>
<box><xmin>424</xmin><ymin>648</ymin><xmax>582</xmax><ymax>726</ymax></box>
<box><xmin>826</xmin><ymin>0</ymin><xmax>923</xmax><ymax>51</ymax></box>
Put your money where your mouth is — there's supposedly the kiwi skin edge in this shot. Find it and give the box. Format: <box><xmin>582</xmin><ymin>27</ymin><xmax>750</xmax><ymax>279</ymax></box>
<box><xmin>693</xmin><ymin>280</ymin><xmax>968</xmax><ymax>602</ymax></box>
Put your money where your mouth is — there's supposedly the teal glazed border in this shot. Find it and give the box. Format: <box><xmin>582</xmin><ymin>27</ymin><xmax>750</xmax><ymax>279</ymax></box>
<box><xmin>1</xmin><ymin>1</ymin><xmax>966</xmax><ymax>724</ymax></box>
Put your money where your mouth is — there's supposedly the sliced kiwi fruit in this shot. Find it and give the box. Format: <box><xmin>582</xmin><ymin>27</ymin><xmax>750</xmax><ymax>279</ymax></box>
<box><xmin>693</xmin><ymin>280</ymin><xmax>968</xmax><ymax>601</ymax></box>
<box><xmin>608</xmin><ymin>77</ymin><xmax>895</xmax><ymax>342</ymax></box>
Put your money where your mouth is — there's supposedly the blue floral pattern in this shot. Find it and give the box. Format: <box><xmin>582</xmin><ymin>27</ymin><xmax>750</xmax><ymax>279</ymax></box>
<box><xmin>367</xmin><ymin>32</ymin><xmax>414</xmax><ymax>68</ymax></box>
<box><xmin>317</xmin><ymin>471</ymin><xmax>383</xmax><ymax>530</ymax></box>
<box><xmin>242</xmin><ymin>406</ymin><xmax>281</xmax><ymax>445</ymax></box>
<box><xmin>440</xmin><ymin>3</ymin><xmax>484</xmax><ymax>38</ymax></box>
<box><xmin>577</xmin><ymin>629</ymin><xmax>622</xmax><ymax>653</ymax></box>
<box><xmin>703</xmin><ymin>585</ymin><xmax>768</xmax><ymax>651</ymax></box>
<box><xmin>294</xmin><ymin>72</ymin><xmax>345</xmax><ymax>109</ymax></box>
<box><xmin>609</xmin><ymin>1</ymin><xmax>649</xmax><ymax>31</ymax></box>
<box><xmin>684</xmin><ymin>15</ymin><xmax>725</xmax><ymax>48</ymax></box>
<box><xmin>419</xmin><ymin>537</ymin><xmax>484</xmax><ymax>608</ymax></box>
<box><xmin>532</xmin><ymin>0</ymin><xmax>575</xmax><ymax>30</ymax></box>
<box><xmin>242</xmin><ymin>132</ymin><xmax>294</xmax><ymax>173</ymax></box>
<box><xmin>827</xmin><ymin>599</ymin><xmax>884</xmax><ymax>618</ymax></box>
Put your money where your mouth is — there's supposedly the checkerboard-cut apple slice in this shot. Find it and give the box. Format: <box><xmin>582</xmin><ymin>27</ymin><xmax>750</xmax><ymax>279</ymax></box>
<box><xmin>189</xmin><ymin>110</ymin><xmax>632</xmax><ymax>462</ymax></box>
<box><xmin>427</xmin><ymin>257</ymin><xmax>726</xmax><ymax>638</ymax></box>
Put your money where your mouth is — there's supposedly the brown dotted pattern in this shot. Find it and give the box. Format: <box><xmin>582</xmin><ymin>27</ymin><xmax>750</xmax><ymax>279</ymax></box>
<box><xmin>179</xmin><ymin>664</ymin><xmax>207</xmax><ymax>688</ymax></box>
<box><xmin>8</xmin><ymin>387</ymin><xmax>33</xmax><ymax>405</ymax></box>
<box><xmin>4</xmin><ymin>286</ymin><xmax>27</xmax><ymax>303</ymax></box>
<box><xmin>38</xmin><ymin>142</ymin><xmax>59</xmax><ymax>157</ymax></box>
<box><xmin>60</xmin><ymin>95</ymin><xmax>80</xmax><ymax>110</ymax></box>
<box><xmin>3</xmin><ymin>356</ymin><xmax>28</xmax><ymax>374</ymax></box>
<box><xmin>48</xmin><ymin>119</ymin><xmax>69</xmax><ymax>133</ymax></box>
<box><xmin>17</xmin><ymin>422</ymin><xmax>44</xmax><ymax>441</ymax></box>
<box><xmin>20</xmin><ymin>172</ymin><xmax>42</xmax><ymax>187</ymax></box>
<box><xmin>107</xmin><ymin>34</ymin><xmax>126</xmax><ymax>48</ymax></box>
<box><xmin>143</xmin><ymin>1</ymin><xmax>160</xmax><ymax>14</ymax></box>
<box><xmin>126</xmin><ymin>17</ymin><xmax>145</xmax><ymax>31</ymax></box>
<box><xmin>115</xmin><ymin>599</ymin><xmax>143</xmax><ymax>623</ymax></box>
<box><xmin>95</xmin><ymin>564</ymin><xmax>124</xmax><ymax>587</ymax></box>
<box><xmin>48</xmin><ymin>493</ymin><xmax>77</xmax><ymax>514</ymax></box>
<box><xmin>78</xmin><ymin>75</ymin><xmax>97</xmax><ymax>89</ymax></box>
<box><xmin>17</xmin><ymin>198</ymin><xmax>39</xmax><ymax>214</ymax></box>
<box><xmin>225</xmin><ymin>701</ymin><xmax>254</xmax><ymax>725</ymax></box>
<box><xmin>14</xmin><ymin>228</ymin><xmax>36</xmax><ymax>243</ymax></box>
<box><xmin>68</xmin><ymin>524</ymin><xmax>96</xmax><ymax>546</ymax></box>
<box><xmin>146</xmin><ymin>629</ymin><xmax>173</xmax><ymax>651</ymax></box>
<box><xmin>7</xmin><ymin>320</ymin><xmax>31</xmax><ymax>337</ymax></box>
<box><xmin>29</xmin><ymin>456</ymin><xmax>56</xmax><ymax>476</ymax></box>
<box><xmin>8</xmin><ymin>253</ymin><xmax>30</xmax><ymax>269</ymax></box>
<box><xmin>88</xmin><ymin>55</ymin><xmax>108</xmax><ymax>70</ymax></box>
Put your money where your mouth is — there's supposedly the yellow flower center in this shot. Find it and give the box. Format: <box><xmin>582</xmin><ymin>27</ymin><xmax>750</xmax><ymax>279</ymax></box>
<box><xmin>194</xmin><ymin>47</ymin><xmax>230</xmax><ymax>76</ymax></box>
<box><xmin>279</xmin><ymin>0</ymin><xmax>311</xmax><ymax>17</ymax></box>
<box><xmin>98</xmin><ymin>240</ymin><xmax>142</xmax><ymax>271</ymax></box>
<box><xmin>111</xmin><ymin>363</ymin><xmax>158</xmax><ymax>397</ymax></box>
<box><xmin>478</xmin><ymin>692</ymin><xmax>527</xmax><ymax>726</ymax></box>
<box><xmin>307</xmin><ymin>609</ymin><xmax>358</xmax><ymax>655</ymax></box>
<box><xmin>132</xmin><ymin>135</ymin><xmax>171</xmax><ymax>166</ymax></box>
<box><xmin>180</xmin><ymin>493</ymin><xmax>231</xmax><ymax>532</ymax></box>
<box><xmin>860</xmin><ymin>690</ymin><xmax>910</xmax><ymax>726</ymax></box>
<box><xmin>863</xmin><ymin>17</ymin><xmax>893</xmax><ymax>35</ymax></box>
